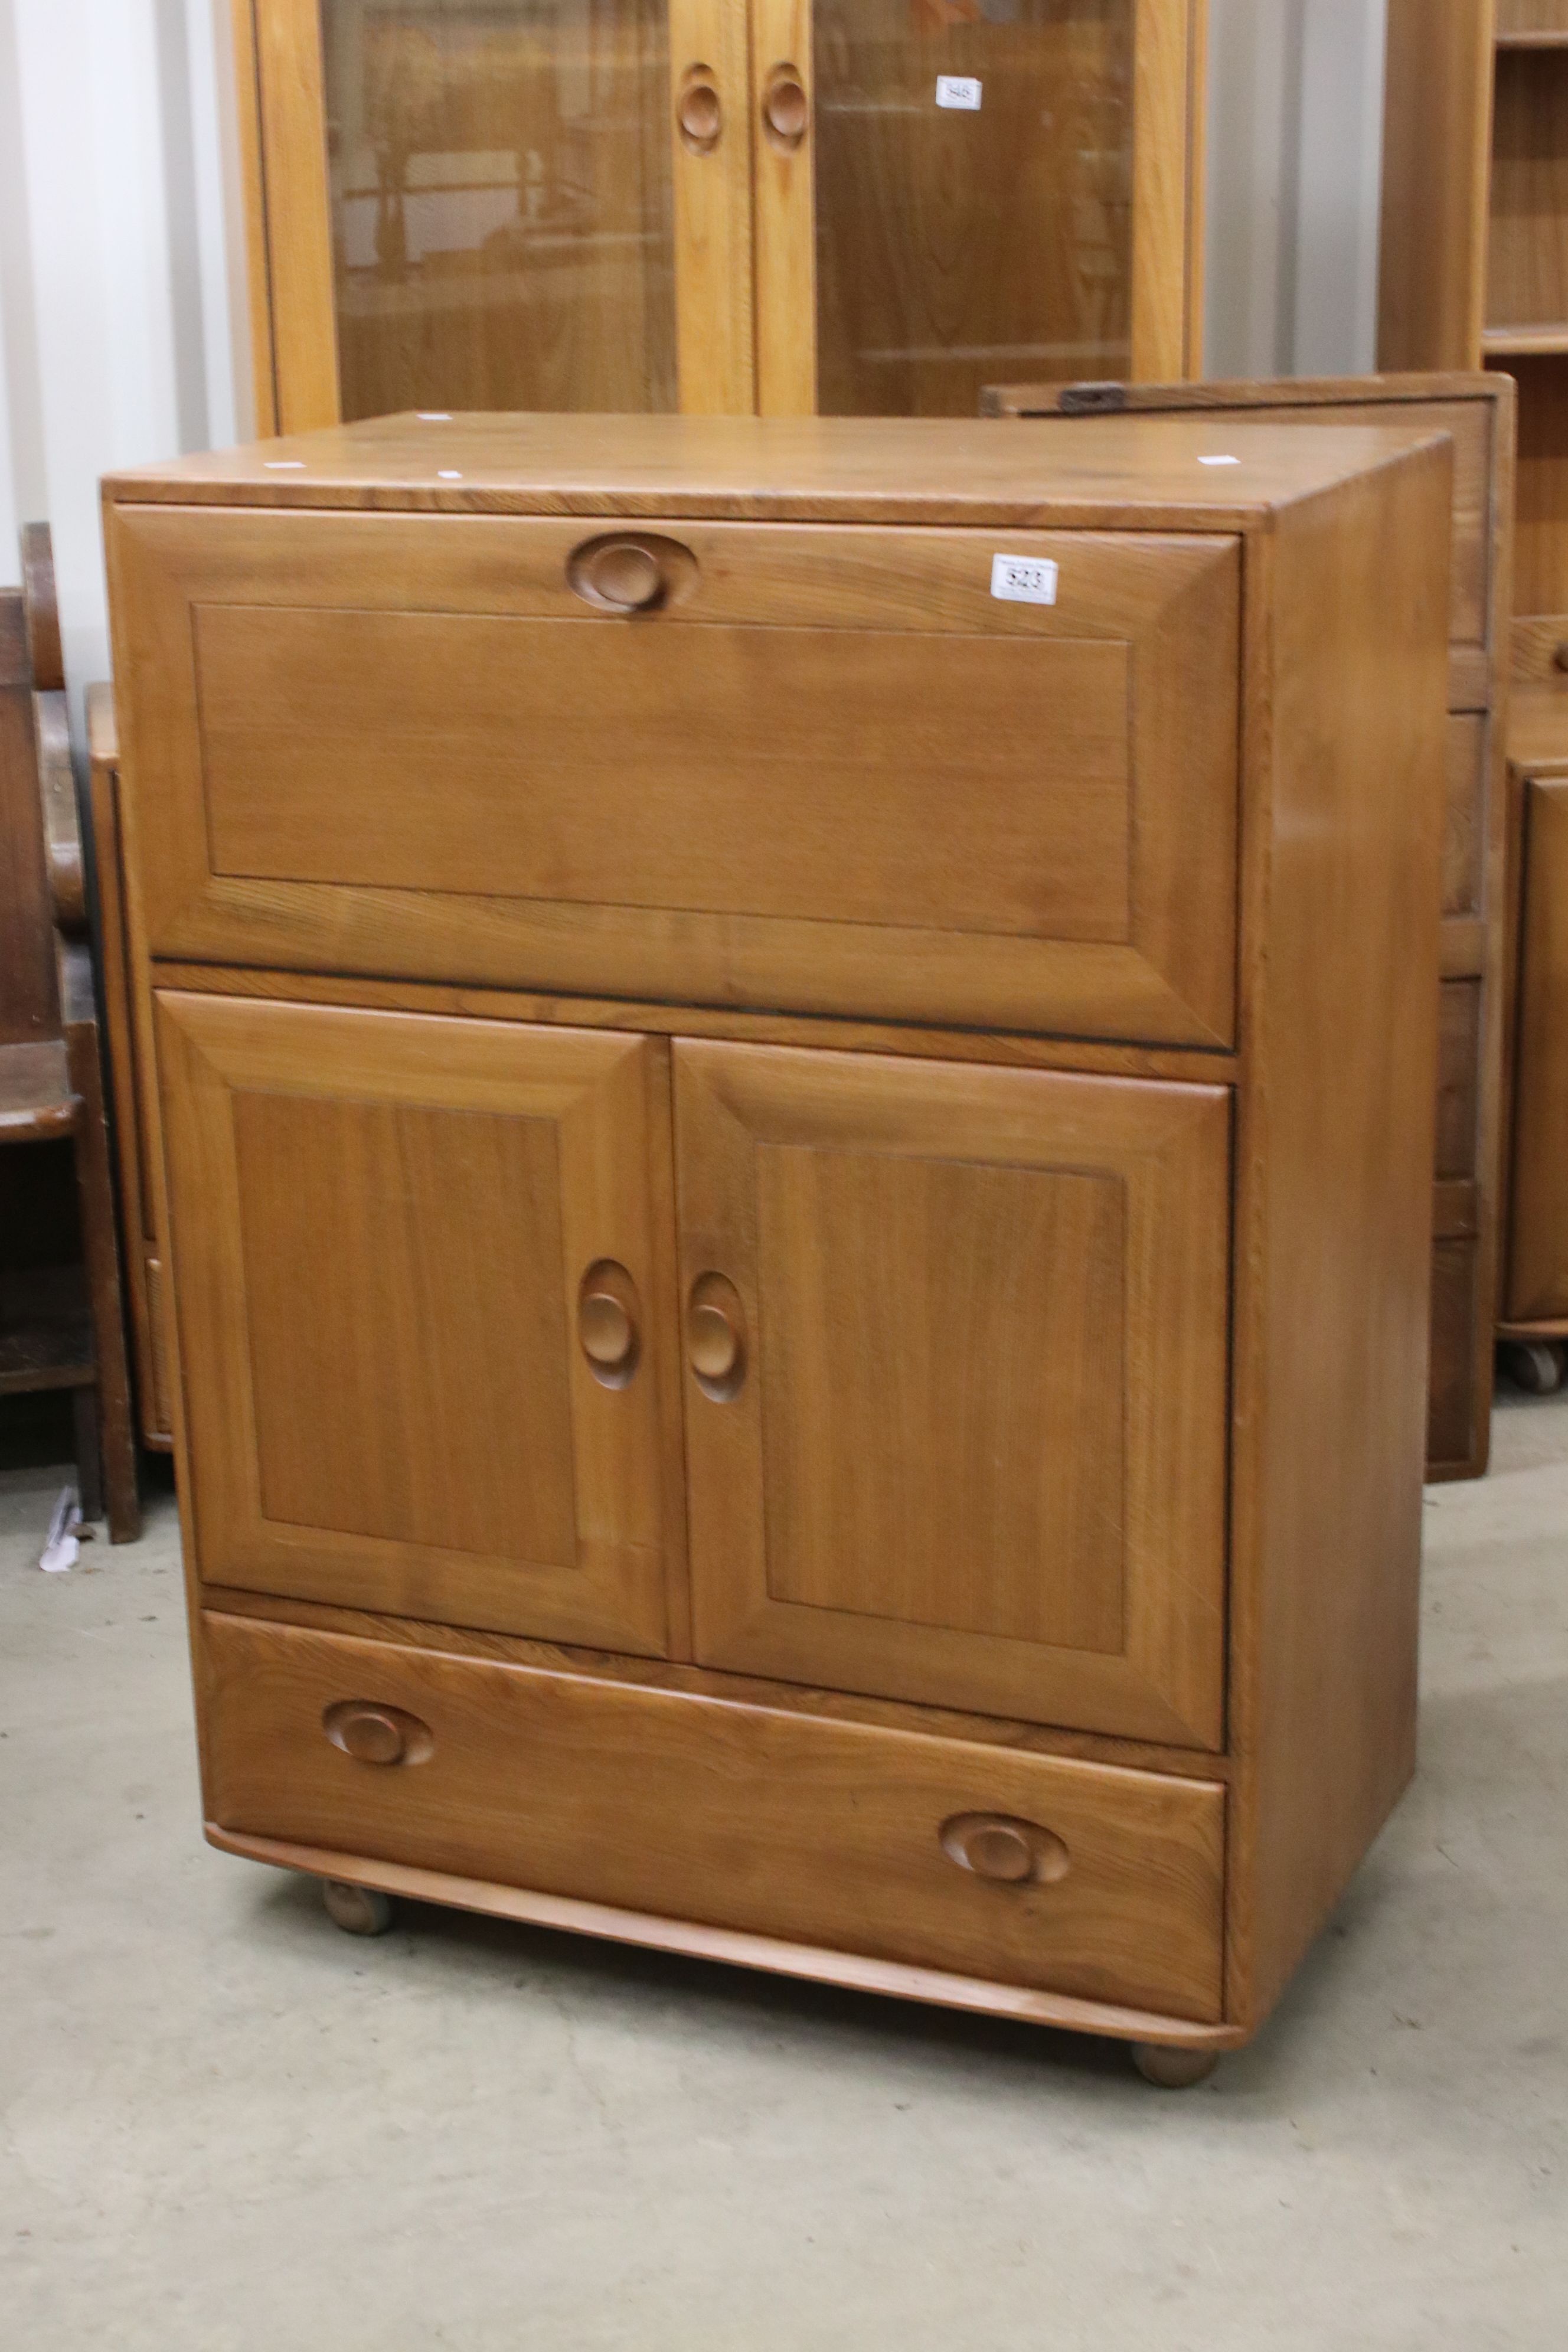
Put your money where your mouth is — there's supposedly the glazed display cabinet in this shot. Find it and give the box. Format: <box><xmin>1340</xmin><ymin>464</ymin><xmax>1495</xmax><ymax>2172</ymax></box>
<box><xmin>233</xmin><ymin>0</ymin><xmax>1207</xmax><ymax>429</ymax></box>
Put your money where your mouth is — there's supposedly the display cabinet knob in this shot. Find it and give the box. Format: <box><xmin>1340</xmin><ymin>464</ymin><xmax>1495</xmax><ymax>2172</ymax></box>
<box><xmin>689</xmin><ymin>1301</ymin><xmax>738</xmax><ymax>1381</ymax></box>
<box><xmin>581</xmin><ymin>1289</ymin><xmax>635</xmax><ymax>1372</ymax></box>
<box><xmin>677</xmin><ymin>69</ymin><xmax>723</xmax><ymax>152</ymax></box>
<box><xmin>762</xmin><ymin>66</ymin><xmax>809</xmax><ymax>148</ymax></box>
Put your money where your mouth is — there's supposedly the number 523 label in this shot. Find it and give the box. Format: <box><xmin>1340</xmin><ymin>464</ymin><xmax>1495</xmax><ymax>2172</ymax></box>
<box><xmin>989</xmin><ymin>554</ymin><xmax>1059</xmax><ymax>606</ymax></box>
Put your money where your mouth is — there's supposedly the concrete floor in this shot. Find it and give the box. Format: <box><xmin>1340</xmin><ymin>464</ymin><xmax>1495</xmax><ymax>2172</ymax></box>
<box><xmin>2</xmin><ymin>1402</ymin><xmax>1565</xmax><ymax>2351</ymax></box>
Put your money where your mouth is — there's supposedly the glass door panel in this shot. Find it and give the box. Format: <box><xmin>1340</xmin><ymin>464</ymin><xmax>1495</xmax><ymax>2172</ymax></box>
<box><xmin>807</xmin><ymin>0</ymin><xmax>1135</xmax><ymax>416</ymax></box>
<box><xmin>319</xmin><ymin>0</ymin><xmax>677</xmax><ymax>417</ymax></box>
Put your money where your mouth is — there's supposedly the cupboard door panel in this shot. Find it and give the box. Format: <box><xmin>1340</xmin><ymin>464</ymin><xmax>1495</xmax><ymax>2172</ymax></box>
<box><xmin>156</xmin><ymin>992</ymin><xmax>678</xmax><ymax>1652</ymax></box>
<box><xmin>675</xmin><ymin>1041</ymin><xmax>1230</xmax><ymax>1746</ymax></box>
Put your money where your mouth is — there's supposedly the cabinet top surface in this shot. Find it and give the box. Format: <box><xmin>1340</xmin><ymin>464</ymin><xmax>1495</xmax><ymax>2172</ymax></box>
<box><xmin>104</xmin><ymin>411</ymin><xmax>1450</xmax><ymax>530</ymax></box>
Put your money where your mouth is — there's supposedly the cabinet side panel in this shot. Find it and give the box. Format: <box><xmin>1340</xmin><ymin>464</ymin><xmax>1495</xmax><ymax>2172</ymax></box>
<box><xmin>1230</xmin><ymin>446</ymin><xmax>1451</xmax><ymax>2031</ymax></box>
<box><xmin>1377</xmin><ymin>0</ymin><xmax>1493</xmax><ymax>372</ymax></box>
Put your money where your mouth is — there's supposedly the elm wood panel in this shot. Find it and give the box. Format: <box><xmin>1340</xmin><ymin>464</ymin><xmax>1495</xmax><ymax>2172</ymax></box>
<box><xmin>674</xmin><ymin>1041</ymin><xmax>1229</xmax><ymax>1747</ymax></box>
<box><xmin>980</xmin><ymin>380</ymin><xmax>1500</xmax><ymax>665</ymax></box>
<box><xmin>669</xmin><ymin>0</ymin><xmax>757</xmax><ymax>417</ymax></box>
<box><xmin>229</xmin><ymin>0</ymin><xmax>279</xmax><ymax>437</ymax></box>
<box><xmin>751</xmin><ymin>0</ymin><xmax>815</xmax><ymax>418</ymax></box>
<box><xmin>1377</xmin><ymin>0</ymin><xmax>1495</xmax><ymax>373</ymax></box>
<box><xmin>86</xmin><ymin>700</ymin><xmax>171</xmax><ymax>1449</ymax></box>
<box><xmin>1489</xmin><ymin>50</ymin><xmax>1568</xmax><ymax>332</ymax></box>
<box><xmin>154</xmin><ymin>992</ymin><xmax>681</xmax><ymax>1654</ymax></box>
<box><xmin>1428</xmin><ymin>1238</ymin><xmax>1485</xmax><ymax>1472</ymax></box>
<box><xmin>320</xmin><ymin>1</ymin><xmax>678</xmax><ymax>424</ymax></box>
<box><xmin>148</xmin><ymin>959</ymin><xmax>1243</xmax><ymax>1085</ymax></box>
<box><xmin>1224</xmin><ymin>444</ymin><xmax>1449</xmax><ymax>2031</ymax></box>
<box><xmin>197</xmin><ymin>607</ymin><xmax>1138</xmax><ymax>942</ymax></box>
<box><xmin>1499</xmin><ymin>0</ymin><xmax>1568</xmax><ymax>27</ymax></box>
<box><xmin>250</xmin><ymin>0</ymin><xmax>340</xmax><ymax>433</ymax></box>
<box><xmin>102</xmin><ymin>408</ymin><xmax>1454</xmax><ymax>524</ymax></box>
<box><xmin>1129</xmin><ymin>0</ymin><xmax>1205</xmax><ymax>383</ymax></box>
<box><xmin>210</xmin><ymin>1825</ymin><xmax>1244</xmax><ymax>2050</ymax></box>
<box><xmin>204</xmin><ymin>1581</ymin><xmax>1239</xmax><ymax>1780</ymax></box>
<box><xmin>1505</xmin><ymin>773</ymin><xmax>1568</xmax><ymax>1318</ymax></box>
<box><xmin>201</xmin><ymin>1612</ymin><xmax>1227</xmax><ymax>2023</ymax></box>
<box><xmin>112</xmin><ymin>505</ymin><xmax>1240</xmax><ymax>1046</ymax></box>
<box><xmin>756</xmin><ymin>1148</ymin><xmax>1126</xmax><ymax>1653</ymax></box>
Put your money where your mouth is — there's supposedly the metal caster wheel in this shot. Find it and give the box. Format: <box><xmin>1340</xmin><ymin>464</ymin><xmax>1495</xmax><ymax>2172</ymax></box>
<box><xmin>321</xmin><ymin>1879</ymin><xmax>394</xmax><ymax>1937</ymax></box>
<box><xmin>1501</xmin><ymin>1340</ymin><xmax>1566</xmax><ymax>1396</ymax></box>
<box><xmin>1131</xmin><ymin>2041</ymin><xmax>1219</xmax><ymax>2089</ymax></box>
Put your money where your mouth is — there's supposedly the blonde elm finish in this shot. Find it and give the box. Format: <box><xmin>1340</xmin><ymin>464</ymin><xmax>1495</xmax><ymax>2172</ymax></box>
<box><xmin>103</xmin><ymin>412</ymin><xmax>1451</xmax><ymax>2063</ymax></box>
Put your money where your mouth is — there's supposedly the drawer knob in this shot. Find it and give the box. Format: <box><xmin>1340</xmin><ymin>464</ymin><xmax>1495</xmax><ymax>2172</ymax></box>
<box><xmin>323</xmin><ymin>1699</ymin><xmax>432</xmax><ymax>1766</ymax></box>
<box><xmin>941</xmin><ymin>1812</ymin><xmax>1070</xmax><ymax>1886</ymax></box>
<box><xmin>677</xmin><ymin>67</ymin><xmax>723</xmax><ymax>152</ymax></box>
<box><xmin>762</xmin><ymin>66</ymin><xmax>809</xmax><ymax>148</ymax></box>
<box><xmin>579</xmin><ymin>1260</ymin><xmax>641</xmax><ymax>1388</ymax></box>
<box><xmin>687</xmin><ymin>1273</ymin><xmax>747</xmax><ymax>1399</ymax></box>
<box><xmin>335</xmin><ymin>1704</ymin><xmax>406</xmax><ymax>1766</ymax></box>
<box><xmin>583</xmin><ymin>540</ymin><xmax>664</xmax><ymax>613</ymax></box>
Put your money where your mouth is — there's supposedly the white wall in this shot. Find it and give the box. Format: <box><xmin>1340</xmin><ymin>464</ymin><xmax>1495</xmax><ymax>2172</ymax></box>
<box><xmin>0</xmin><ymin>0</ymin><xmax>248</xmax><ymax>700</ymax></box>
<box><xmin>0</xmin><ymin>0</ymin><xmax>1390</xmax><ymax>692</ymax></box>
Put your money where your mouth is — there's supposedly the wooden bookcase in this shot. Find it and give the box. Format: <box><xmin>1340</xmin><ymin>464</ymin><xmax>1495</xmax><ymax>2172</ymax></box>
<box><xmin>1381</xmin><ymin>1</ymin><xmax>1568</xmax><ymax>659</ymax></box>
<box><xmin>230</xmin><ymin>0</ymin><xmax>1207</xmax><ymax>432</ymax></box>
<box><xmin>1381</xmin><ymin>2</ymin><xmax>1568</xmax><ymax>1377</ymax></box>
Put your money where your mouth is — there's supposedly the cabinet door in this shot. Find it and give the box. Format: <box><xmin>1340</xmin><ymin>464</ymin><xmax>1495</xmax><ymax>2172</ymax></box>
<box><xmin>751</xmin><ymin>0</ymin><xmax>1204</xmax><ymax>414</ymax></box>
<box><xmin>156</xmin><ymin>992</ymin><xmax>679</xmax><ymax>1654</ymax></box>
<box><xmin>675</xmin><ymin>1042</ymin><xmax>1229</xmax><ymax>1746</ymax></box>
<box><xmin>246</xmin><ymin>0</ymin><xmax>753</xmax><ymax>431</ymax></box>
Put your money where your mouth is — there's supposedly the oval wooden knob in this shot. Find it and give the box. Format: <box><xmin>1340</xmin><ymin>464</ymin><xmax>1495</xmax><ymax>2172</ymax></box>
<box><xmin>763</xmin><ymin>67</ymin><xmax>808</xmax><ymax>146</ymax></box>
<box><xmin>337</xmin><ymin>1704</ymin><xmax>406</xmax><ymax>1766</ymax></box>
<box><xmin>581</xmin><ymin>1289</ymin><xmax>635</xmax><ymax>1371</ymax></box>
<box><xmin>963</xmin><ymin>1823</ymin><xmax>1035</xmax><ymax>1883</ymax></box>
<box><xmin>688</xmin><ymin>1301</ymin><xmax>739</xmax><ymax>1382</ymax></box>
<box><xmin>586</xmin><ymin>540</ymin><xmax>664</xmax><ymax>612</ymax></box>
<box><xmin>677</xmin><ymin>74</ymin><xmax>721</xmax><ymax>150</ymax></box>
<box><xmin>940</xmin><ymin>1812</ymin><xmax>1070</xmax><ymax>1886</ymax></box>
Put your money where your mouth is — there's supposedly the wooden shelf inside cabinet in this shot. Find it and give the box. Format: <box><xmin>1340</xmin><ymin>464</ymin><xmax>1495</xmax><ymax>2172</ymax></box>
<box><xmin>1496</xmin><ymin>32</ymin><xmax>1568</xmax><ymax>47</ymax></box>
<box><xmin>1484</xmin><ymin>326</ymin><xmax>1568</xmax><ymax>353</ymax></box>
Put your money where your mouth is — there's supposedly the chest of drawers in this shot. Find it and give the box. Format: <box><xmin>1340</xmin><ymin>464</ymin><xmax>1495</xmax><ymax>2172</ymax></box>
<box><xmin>105</xmin><ymin>411</ymin><xmax>1449</xmax><ymax>2079</ymax></box>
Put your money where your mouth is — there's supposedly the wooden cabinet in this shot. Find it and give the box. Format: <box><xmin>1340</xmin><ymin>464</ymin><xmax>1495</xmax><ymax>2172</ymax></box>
<box><xmin>234</xmin><ymin>0</ymin><xmax>1206</xmax><ymax>430</ymax></box>
<box><xmin>981</xmin><ymin>371</ymin><xmax>1516</xmax><ymax>1479</ymax></box>
<box><xmin>104</xmin><ymin>411</ymin><xmax>1449</xmax><ymax>2075</ymax></box>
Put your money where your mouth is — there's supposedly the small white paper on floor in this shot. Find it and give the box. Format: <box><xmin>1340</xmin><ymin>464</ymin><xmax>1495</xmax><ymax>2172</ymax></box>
<box><xmin>38</xmin><ymin>1486</ymin><xmax>83</xmax><ymax>1574</ymax></box>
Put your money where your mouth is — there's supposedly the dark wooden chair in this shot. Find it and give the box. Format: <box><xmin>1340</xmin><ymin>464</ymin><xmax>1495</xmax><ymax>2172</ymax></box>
<box><xmin>0</xmin><ymin>524</ymin><xmax>138</xmax><ymax>1538</ymax></box>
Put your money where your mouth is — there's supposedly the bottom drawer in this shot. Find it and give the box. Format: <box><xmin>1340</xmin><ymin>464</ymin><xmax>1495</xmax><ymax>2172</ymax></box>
<box><xmin>203</xmin><ymin>1614</ymin><xmax>1226</xmax><ymax>2024</ymax></box>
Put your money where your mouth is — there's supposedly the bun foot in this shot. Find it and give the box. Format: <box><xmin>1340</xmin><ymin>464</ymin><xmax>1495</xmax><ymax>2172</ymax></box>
<box><xmin>1131</xmin><ymin>2041</ymin><xmax>1219</xmax><ymax>2089</ymax></box>
<box><xmin>1501</xmin><ymin>1340</ymin><xmax>1566</xmax><ymax>1395</ymax></box>
<box><xmin>321</xmin><ymin>1879</ymin><xmax>394</xmax><ymax>1936</ymax></box>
